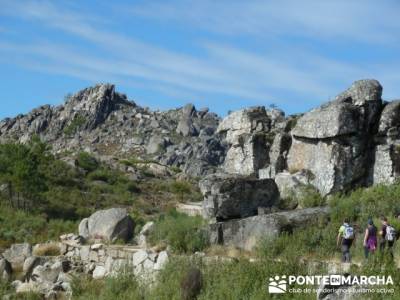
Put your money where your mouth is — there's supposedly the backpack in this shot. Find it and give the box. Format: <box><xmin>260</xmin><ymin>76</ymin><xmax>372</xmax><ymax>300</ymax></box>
<box><xmin>343</xmin><ymin>224</ymin><xmax>354</xmax><ymax>239</ymax></box>
<box><xmin>386</xmin><ymin>225</ymin><xmax>396</xmax><ymax>241</ymax></box>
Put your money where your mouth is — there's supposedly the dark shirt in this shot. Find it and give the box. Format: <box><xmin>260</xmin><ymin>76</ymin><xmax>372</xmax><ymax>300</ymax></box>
<box><xmin>381</xmin><ymin>225</ymin><xmax>387</xmax><ymax>240</ymax></box>
<box><xmin>368</xmin><ymin>225</ymin><xmax>377</xmax><ymax>237</ymax></box>
<box><xmin>342</xmin><ymin>238</ymin><xmax>353</xmax><ymax>246</ymax></box>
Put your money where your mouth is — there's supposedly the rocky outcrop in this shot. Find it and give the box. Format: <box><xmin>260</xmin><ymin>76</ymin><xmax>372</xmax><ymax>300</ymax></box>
<box><xmin>176</xmin><ymin>104</ymin><xmax>198</xmax><ymax>137</ymax></box>
<box><xmin>273</xmin><ymin>170</ymin><xmax>314</xmax><ymax>209</ymax></box>
<box><xmin>216</xmin><ymin>106</ymin><xmax>292</xmax><ymax>178</ymax></box>
<box><xmin>62</xmin><ymin>84</ymin><xmax>133</xmax><ymax>130</ymax></box>
<box><xmin>159</xmin><ymin>104</ymin><xmax>225</xmax><ymax>176</ymax></box>
<box><xmin>199</xmin><ymin>173</ymin><xmax>280</xmax><ymax>221</ymax></box>
<box><xmin>0</xmin><ymin>84</ymin><xmax>225</xmax><ymax>177</ymax></box>
<box><xmin>217</xmin><ymin>107</ymin><xmax>271</xmax><ymax>175</ymax></box>
<box><xmin>61</xmin><ymin>241</ymin><xmax>169</xmax><ymax>282</ymax></box>
<box><xmin>2</xmin><ymin>235</ymin><xmax>170</xmax><ymax>298</ymax></box>
<box><xmin>209</xmin><ymin>207</ymin><xmax>330</xmax><ymax>251</ymax></box>
<box><xmin>287</xmin><ymin>79</ymin><xmax>383</xmax><ymax>196</ymax></box>
<box><xmin>136</xmin><ymin>222</ymin><xmax>155</xmax><ymax>248</ymax></box>
<box><xmin>263</xmin><ymin>132</ymin><xmax>292</xmax><ymax>178</ymax></box>
<box><xmin>3</xmin><ymin>243</ymin><xmax>32</xmax><ymax>271</ymax></box>
<box><xmin>2</xmin><ymin>79</ymin><xmax>400</xmax><ymax>197</ymax></box>
<box><xmin>372</xmin><ymin>100</ymin><xmax>400</xmax><ymax>184</ymax></box>
<box><xmin>78</xmin><ymin>208</ymin><xmax>134</xmax><ymax>242</ymax></box>
<box><xmin>23</xmin><ymin>256</ymin><xmax>46</xmax><ymax>281</ymax></box>
<box><xmin>8</xmin><ymin>257</ymin><xmax>73</xmax><ymax>299</ymax></box>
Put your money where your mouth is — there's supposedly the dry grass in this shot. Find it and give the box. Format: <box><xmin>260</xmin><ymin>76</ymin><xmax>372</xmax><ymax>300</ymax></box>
<box><xmin>288</xmin><ymin>167</ymin><xmax>301</xmax><ymax>174</ymax></box>
<box><xmin>151</xmin><ymin>241</ymin><xmax>168</xmax><ymax>253</ymax></box>
<box><xmin>205</xmin><ymin>245</ymin><xmax>254</xmax><ymax>259</ymax></box>
<box><xmin>33</xmin><ymin>242</ymin><xmax>61</xmax><ymax>256</ymax></box>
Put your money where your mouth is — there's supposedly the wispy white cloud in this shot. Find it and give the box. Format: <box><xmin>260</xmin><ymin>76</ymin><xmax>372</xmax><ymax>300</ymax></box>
<box><xmin>0</xmin><ymin>0</ymin><xmax>399</xmax><ymax>115</ymax></box>
<box><xmin>128</xmin><ymin>0</ymin><xmax>400</xmax><ymax>44</ymax></box>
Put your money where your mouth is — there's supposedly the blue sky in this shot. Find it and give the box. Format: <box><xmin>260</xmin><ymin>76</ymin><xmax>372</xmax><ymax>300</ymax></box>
<box><xmin>0</xmin><ymin>0</ymin><xmax>400</xmax><ymax>119</ymax></box>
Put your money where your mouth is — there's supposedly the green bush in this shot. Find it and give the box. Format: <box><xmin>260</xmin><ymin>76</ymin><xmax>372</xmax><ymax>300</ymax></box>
<box><xmin>76</xmin><ymin>152</ymin><xmax>99</xmax><ymax>172</ymax></box>
<box><xmin>63</xmin><ymin>115</ymin><xmax>86</xmax><ymax>136</ymax></box>
<box><xmin>43</xmin><ymin>159</ymin><xmax>79</xmax><ymax>187</ymax></box>
<box><xmin>0</xmin><ymin>140</ymin><xmax>49</xmax><ymax>210</ymax></box>
<box><xmin>0</xmin><ymin>281</ymin><xmax>13</xmax><ymax>298</ymax></box>
<box><xmin>0</xmin><ymin>204</ymin><xmax>76</xmax><ymax>248</ymax></box>
<box><xmin>257</xmin><ymin>222</ymin><xmax>336</xmax><ymax>262</ymax></box>
<box><xmin>149</xmin><ymin>255</ymin><xmax>313</xmax><ymax>300</ymax></box>
<box><xmin>298</xmin><ymin>185</ymin><xmax>325</xmax><ymax>208</ymax></box>
<box><xmin>260</xmin><ymin>182</ymin><xmax>400</xmax><ymax>265</ymax></box>
<box><xmin>87</xmin><ymin>168</ymin><xmax>139</xmax><ymax>195</ymax></box>
<box><xmin>87</xmin><ymin>168</ymin><xmax>117</xmax><ymax>184</ymax></box>
<box><xmin>329</xmin><ymin>184</ymin><xmax>400</xmax><ymax>224</ymax></box>
<box><xmin>149</xmin><ymin>209</ymin><xmax>209</xmax><ymax>253</ymax></box>
<box><xmin>169</xmin><ymin>180</ymin><xmax>192</xmax><ymax>202</ymax></box>
<box><xmin>72</xmin><ymin>273</ymin><xmax>143</xmax><ymax>300</ymax></box>
<box><xmin>71</xmin><ymin>252</ymin><xmax>400</xmax><ymax>300</ymax></box>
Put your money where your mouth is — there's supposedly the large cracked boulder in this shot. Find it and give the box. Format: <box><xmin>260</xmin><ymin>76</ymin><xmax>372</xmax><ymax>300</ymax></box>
<box><xmin>199</xmin><ymin>173</ymin><xmax>280</xmax><ymax>221</ymax></box>
<box><xmin>273</xmin><ymin>170</ymin><xmax>315</xmax><ymax>209</ymax></box>
<box><xmin>217</xmin><ymin>107</ymin><xmax>271</xmax><ymax>175</ymax></box>
<box><xmin>291</xmin><ymin>102</ymin><xmax>360</xmax><ymax>139</ymax></box>
<box><xmin>287</xmin><ymin>79</ymin><xmax>383</xmax><ymax>196</ymax></box>
<box><xmin>373</xmin><ymin>144</ymin><xmax>400</xmax><ymax>185</ymax></box>
<box><xmin>209</xmin><ymin>207</ymin><xmax>330</xmax><ymax>251</ymax></box>
<box><xmin>3</xmin><ymin>243</ymin><xmax>32</xmax><ymax>271</ymax></box>
<box><xmin>377</xmin><ymin>100</ymin><xmax>400</xmax><ymax>136</ymax></box>
<box><xmin>372</xmin><ymin>100</ymin><xmax>400</xmax><ymax>184</ymax></box>
<box><xmin>79</xmin><ymin>208</ymin><xmax>134</xmax><ymax>242</ymax></box>
<box><xmin>146</xmin><ymin>135</ymin><xmax>169</xmax><ymax>154</ymax></box>
<box><xmin>31</xmin><ymin>261</ymin><xmax>62</xmax><ymax>284</ymax></box>
<box><xmin>176</xmin><ymin>104</ymin><xmax>199</xmax><ymax>137</ymax></box>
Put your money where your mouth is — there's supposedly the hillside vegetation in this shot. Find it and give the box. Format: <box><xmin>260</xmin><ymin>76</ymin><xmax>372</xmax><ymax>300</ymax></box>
<box><xmin>64</xmin><ymin>183</ymin><xmax>400</xmax><ymax>299</ymax></box>
<box><xmin>3</xmin><ymin>171</ymin><xmax>400</xmax><ymax>299</ymax></box>
<box><xmin>0</xmin><ymin>140</ymin><xmax>201</xmax><ymax>249</ymax></box>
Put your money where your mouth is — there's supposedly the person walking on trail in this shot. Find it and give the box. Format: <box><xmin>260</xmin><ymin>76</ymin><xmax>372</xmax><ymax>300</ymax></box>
<box><xmin>379</xmin><ymin>216</ymin><xmax>396</xmax><ymax>258</ymax></box>
<box><xmin>337</xmin><ymin>218</ymin><xmax>355</xmax><ymax>263</ymax></box>
<box><xmin>363</xmin><ymin>218</ymin><xmax>377</xmax><ymax>259</ymax></box>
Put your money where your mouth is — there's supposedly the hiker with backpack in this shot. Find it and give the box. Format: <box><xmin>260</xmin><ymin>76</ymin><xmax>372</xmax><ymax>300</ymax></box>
<box><xmin>337</xmin><ymin>218</ymin><xmax>355</xmax><ymax>263</ymax></box>
<box><xmin>363</xmin><ymin>218</ymin><xmax>378</xmax><ymax>259</ymax></box>
<box><xmin>379</xmin><ymin>216</ymin><xmax>396</xmax><ymax>258</ymax></box>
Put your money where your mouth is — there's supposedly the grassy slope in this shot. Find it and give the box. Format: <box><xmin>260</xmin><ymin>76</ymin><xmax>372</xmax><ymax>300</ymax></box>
<box><xmin>71</xmin><ymin>183</ymin><xmax>400</xmax><ymax>300</ymax></box>
<box><xmin>0</xmin><ymin>142</ymin><xmax>202</xmax><ymax>250</ymax></box>
<box><xmin>2</xmin><ymin>140</ymin><xmax>400</xmax><ymax>299</ymax></box>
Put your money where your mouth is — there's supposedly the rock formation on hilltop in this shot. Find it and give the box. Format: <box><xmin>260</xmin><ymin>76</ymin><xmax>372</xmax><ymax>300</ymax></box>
<box><xmin>1</xmin><ymin>79</ymin><xmax>400</xmax><ymax>197</ymax></box>
<box><xmin>196</xmin><ymin>79</ymin><xmax>400</xmax><ymax>250</ymax></box>
<box><xmin>287</xmin><ymin>79</ymin><xmax>383</xmax><ymax>195</ymax></box>
<box><xmin>210</xmin><ymin>79</ymin><xmax>400</xmax><ymax>198</ymax></box>
<box><xmin>0</xmin><ymin>84</ymin><xmax>225</xmax><ymax>177</ymax></box>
